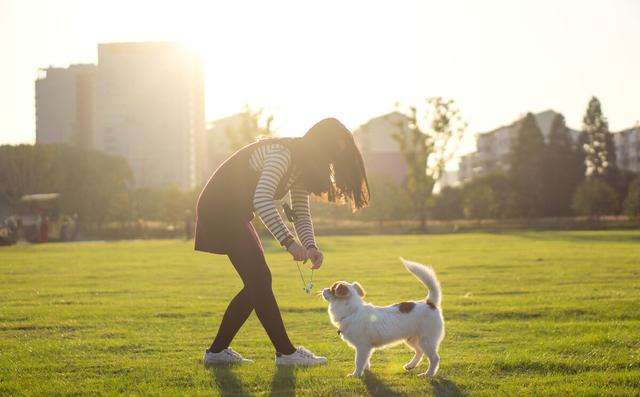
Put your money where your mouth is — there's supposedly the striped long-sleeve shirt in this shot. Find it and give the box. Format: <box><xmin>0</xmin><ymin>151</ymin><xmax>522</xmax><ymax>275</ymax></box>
<box><xmin>250</xmin><ymin>143</ymin><xmax>317</xmax><ymax>249</ymax></box>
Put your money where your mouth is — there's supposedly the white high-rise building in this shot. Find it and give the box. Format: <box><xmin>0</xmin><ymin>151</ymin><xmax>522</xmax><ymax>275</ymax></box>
<box><xmin>35</xmin><ymin>64</ymin><xmax>96</xmax><ymax>147</ymax></box>
<box><xmin>615</xmin><ymin>126</ymin><xmax>640</xmax><ymax>173</ymax></box>
<box><xmin>458</xmin><ymin>110</ymin><xmax>580</xmax><ymax>183</ymax></box>
<box><xmin>94</xmin><ymin>42</ymin><xmax>205</xmax><ymax>189</ymax></box>
<box><xmin>459</xmin><ymin>111</ymin><xmax>639</xmax><ymax>184</ymax></box>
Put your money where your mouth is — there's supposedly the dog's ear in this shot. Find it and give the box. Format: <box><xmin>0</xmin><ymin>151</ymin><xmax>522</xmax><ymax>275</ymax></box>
<box><xmin>334</xmin><ymin>283</ymin><xmax>351</xmax><ymax>298</ymax></box>
<box><xmin>352</xmin><ymin>282</ymin><xmax>366</xmax><ymax>297</ymax></box>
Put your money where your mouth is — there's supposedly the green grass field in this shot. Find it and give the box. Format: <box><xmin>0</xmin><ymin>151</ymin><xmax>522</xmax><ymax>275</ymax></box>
<box><xmin>1</xmin><ymin>231</ymin><xmax>639</xmax><ymax>397</ymax></box>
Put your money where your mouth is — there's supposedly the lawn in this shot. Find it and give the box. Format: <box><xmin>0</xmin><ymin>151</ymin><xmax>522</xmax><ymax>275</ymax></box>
<box><xmin>1</xmin><ymin>231</ymin><xmax>639</xmax><ymax>396</ymax></box>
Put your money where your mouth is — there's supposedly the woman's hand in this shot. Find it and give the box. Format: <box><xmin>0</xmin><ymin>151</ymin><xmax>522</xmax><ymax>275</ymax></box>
<box><xmin>287</xmin><ymin>241</ymin><xmax>308</xmax><ymax>262</ymax></box>
<box><xmin>307</xmin><ymin>247</ymin><xmax>324</xmax><ymax>269</ymax></box>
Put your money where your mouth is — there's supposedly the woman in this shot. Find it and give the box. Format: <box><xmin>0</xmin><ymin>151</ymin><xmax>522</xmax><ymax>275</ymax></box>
<box><xmin>195</xmin><ymin>118</ymin><xmax>370</xmax><ymax>366</ymax></box>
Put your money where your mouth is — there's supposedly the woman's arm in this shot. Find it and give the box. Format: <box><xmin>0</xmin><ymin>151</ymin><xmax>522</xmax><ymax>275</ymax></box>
<box><xmin>290</xmin><ymin>185</ymin><xmax>317</xmax><ymax>249</ymax></box>
<box><xmin>291</xmin><ymin>185</ymin><xmax>323</xmax><ymax>268</ymax></box>
<box><xmin>252</xmin><ymin>147</ymin><xmax>295</xmax><ymax>246</ymax></box>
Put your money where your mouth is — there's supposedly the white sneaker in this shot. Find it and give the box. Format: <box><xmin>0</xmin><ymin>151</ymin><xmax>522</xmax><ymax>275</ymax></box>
<box><xmin>275</xmin><ymin>346</ymin><xmax>327</xmax><ymax>366</ymax></box>
<box><xmin>203</xmin><ymin>347</ymin><xmax>253</xmax><ymax>366</ymax></box>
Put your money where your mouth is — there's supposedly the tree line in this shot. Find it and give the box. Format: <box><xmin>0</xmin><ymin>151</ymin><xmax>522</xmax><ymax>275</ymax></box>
<box><xmin>327</xmin><ymin>96</ymin><xmax>639</xmax><ymax>228</ymax></box>
<box><xmin>1</xmin><ymin>98</ymin><xmax>638</xmax><ymax>239</ymax></box>
<box><xmin>0</xmin><ymin>144</ymin><xmax>199</xmax><ymax>238</ymax></box>
<box><xmin>428</xmin><ymin>97</ymin><xmax>640</xmax><ymax>222</ymax></box>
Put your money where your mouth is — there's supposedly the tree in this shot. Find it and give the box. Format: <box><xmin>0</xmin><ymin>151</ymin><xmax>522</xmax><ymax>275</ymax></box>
<box><xmin>58</xmin><ymin>146</ymin><xmax>132</xmax><ymax>230</ymax></box>
<box><xmin>581</xmin><ymin>97</ymin><xmax>617</xmax><ymax>185</ymax></box>
<box><xmin>575</xmin><ymin>130</ymin><xmax>588</xmax><ymax>179</ymax></box>
<box><xmin>542</xmin><ymin>113</ymin><xmax>584</xmax><ymax>216</ymax></box>
<box><xmin>432</xmin><ymin>186</ymin><xmax>464</xmax><ymax>220</ymax></box>
<box><xmin>225</xmin><ymin>105</ymin><xmax>275</xmax><ymax>151</ymax></box>
<box><xmin>509</xmin><ymin>113</ymin><xmax>546</xmax><ymax>218</ymax></box>
<box><xmin>622</xmin><ymin>176</ymin><xmax>640</xmax><ymax>220</ymax></box>
<box><xmin>105</xmin><ymin>191</ymin><xmax>133</xmax><ymax>228</ymax></box>
<box><xmin>463</xmin><ymin>184</ymin><xmax>496</xmax><ymax>220</ymax></box>
<box><xmin>461</xmin><ymin>171</ymin><xmax>512</xmax><ymax>220</ymax></box>
<box><xmin>0</xmin><ymin>144</ymin><xmax>60</xmax><ymax>209</ymax></box>
<box><xmin>611</xmin><ymin>170</ymin><xmax>638</xmax><ymax>213</ymax></box>
<box><xmin>355</xmin><ymin>173</ymin><xmax>412</xmax><ymax>225</ymax></box>
<box><xmin>572</xmin><ymin>177</ymin><xmax>618</xmax><ymax>219</ymax></box>
<box><xmin>157</xmin><ymin>186</ymin><xmax>191</xmax><ymax>223</ymax></box>
<box><xmin>393</xmin><ymin>97</ymin><xmax>467</xmax><ymax>230</ymax></box>
<box><xmin>130</xmin><ymin>186</ymin><xmax>193</xmax><ymax>223</ymax></box>
<box><xmin>0</xmin><ymin>144</ymin><xmax>132</xmax><ymax>229</ymax></box>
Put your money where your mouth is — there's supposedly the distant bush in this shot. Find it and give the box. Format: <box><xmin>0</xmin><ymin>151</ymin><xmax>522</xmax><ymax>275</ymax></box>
<box><xmin>572</xmin><ymin>177</ymin><xmax>619</xmax><ymax>219</ymax></box>
<box><xmin>431</xmin><ymin>186</ymin><xmax>464</xmax><ymax>220</ymax></box>
<box><xmin>622</xmin><ymin>176</ymin><xmax>640</xmax><ymax>219</ymax></box>
<box><xmin>353</xmin><ymin>173</ymin><xmax>412</xmax><ymax>224</ymax></box>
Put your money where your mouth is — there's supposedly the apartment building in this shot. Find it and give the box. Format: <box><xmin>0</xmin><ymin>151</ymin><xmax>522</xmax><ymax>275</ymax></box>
<box><xmin>93</xmin><ymin>42</ymin><xmax>205</xmax><ymax>189</ymax></box>
<box><xmin>35</xmin><ymin>64</ymin><xmax>96</xmax><ymax>147</ymax></box>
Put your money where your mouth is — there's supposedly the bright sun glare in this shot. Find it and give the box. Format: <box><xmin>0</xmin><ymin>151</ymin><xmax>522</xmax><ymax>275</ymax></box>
<box><xmin>116</xmin><ymin>1</ymin><xmax>429</xmax><ymax>138</ymax></box>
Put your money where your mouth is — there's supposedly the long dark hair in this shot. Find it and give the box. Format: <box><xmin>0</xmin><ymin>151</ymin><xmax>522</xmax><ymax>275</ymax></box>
<box><xmin>287</xmin><ymin>118</ymin><xmax>370</xmax><ymax>210</ymax></box>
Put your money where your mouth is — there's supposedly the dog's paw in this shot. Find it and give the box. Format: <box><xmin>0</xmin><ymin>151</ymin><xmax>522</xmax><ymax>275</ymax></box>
<box><xmin>417</xmin><ymin>371</ymin><xmax>435</xmax><ymax>377</ymax></box>
<box><xmin>347</xmin><ymin>372</ymin><xmax>363</xmax><ymax>378</ymax></box>
<box><xmin>404</xmin><ymin>364</ymin><xmax>416</xmax><ymax>371</ymax></box>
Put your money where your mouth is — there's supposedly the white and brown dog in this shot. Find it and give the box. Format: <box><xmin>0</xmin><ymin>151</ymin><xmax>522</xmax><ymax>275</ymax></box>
<box><xmin>322</xmin><ymin>258</ymin><xmax>444</xmax><ymax>377</ymax></box>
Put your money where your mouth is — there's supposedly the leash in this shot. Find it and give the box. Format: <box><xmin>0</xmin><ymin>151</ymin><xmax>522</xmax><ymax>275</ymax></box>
<box><xmin>296</xmin><ymin>260</ymin><xmax>314</xmax><ymax>293</ymax></box>
<box><xmin>282</xmin><ymin>201</ymin><xmax>315</xmax><ymax>294</ymax></box>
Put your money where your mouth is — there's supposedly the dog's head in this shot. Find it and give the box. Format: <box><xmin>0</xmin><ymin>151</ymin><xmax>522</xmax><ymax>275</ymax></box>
<box><xmin>322</xmin><ymin>281</ymin><xmax>366</xmax><ymax>323</ymax></box>
<box><xmin>322</xmin><ymin>281</ymin><xmax>366</xmax><ymax>302</ymax></box>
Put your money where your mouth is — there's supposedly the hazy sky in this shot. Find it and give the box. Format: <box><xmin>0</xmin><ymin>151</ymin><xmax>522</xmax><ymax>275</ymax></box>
<box><xmin>1</xmin><ymin>0</ymin><xmax>639</xmax><ymax>157</ymax></box>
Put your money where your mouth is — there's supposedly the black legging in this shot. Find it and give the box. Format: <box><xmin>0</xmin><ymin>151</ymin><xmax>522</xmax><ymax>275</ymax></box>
<box><xmin>208</xmin><ymin>223</ymin><xmax>296</xmax><ymax>355</ymax></box>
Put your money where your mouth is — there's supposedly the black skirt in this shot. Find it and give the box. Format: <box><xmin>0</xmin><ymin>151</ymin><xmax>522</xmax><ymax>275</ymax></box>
<box><xmin>194</xmin><ymin>139</ymin><xmax>293</xmax><ymax>255</ymax></box>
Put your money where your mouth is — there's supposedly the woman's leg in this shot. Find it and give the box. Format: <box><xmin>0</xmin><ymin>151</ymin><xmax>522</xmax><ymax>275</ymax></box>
<box><xmin>208</xmin><ymin>224</ymin><xmax>295</xmax><ymax>354</ymax></box>
<box><xmin>208</xmin><ymin>287</ymin><xmax>253</xmax><ymax>352</ymax></box>
<box><xmin>227</xmin><ymin>243</ymin><xmax>296</xmax><ymax>354</ymax></box>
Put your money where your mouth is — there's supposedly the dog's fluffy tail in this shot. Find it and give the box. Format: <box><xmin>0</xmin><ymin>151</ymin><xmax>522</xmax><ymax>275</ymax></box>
<box><xmin>400</xmin><ymin>257</ymin><xmax>441</xmax><ymax>306</ymax></box>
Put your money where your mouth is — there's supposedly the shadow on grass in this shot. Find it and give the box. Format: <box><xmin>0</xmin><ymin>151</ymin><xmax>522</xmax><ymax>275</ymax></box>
<box><xmin>363</xmin><ymin>372</ymin><xmax>467</xmax><ymax>397</ymax></box>
<box><xmin>513</xmin><ymin>231</ymin><xmax>640</xmax><ymax>243</ymax></box>
<box><xmin>363</xmin><ymin>372</ymin><xmax>406</xmax><ymax>397</ymax></box>
<box><xmin>210</xmin><ymin>365</ymin><xmax>467</xmax><ymax>397</ymax></box>
<box><xmin>268</xmin><ymin>365</ymin><xmax>296</xmax><ymax>397</ymax></box>
<box><xmin>431</xmin><ymin>377</ymin><xmax>468</xmax><ymax>397</ymax></box>
<box><xmin>210</xmin><ymin>365</ymin><xmax>296</xmax><ymax>397</ymax></box>
<box><xmin>211</xmin><ymin>365</ymin><xmax>253</xmax><ymax>397</ymax></box>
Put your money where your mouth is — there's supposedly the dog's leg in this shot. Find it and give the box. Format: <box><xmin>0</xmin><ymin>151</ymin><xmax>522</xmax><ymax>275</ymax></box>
<box><xmin>404</xmin><ymin>337</ymin><xmax>423</xmax><ymax>370</ymax></box>
<box><xmin>349</xmin><ymin>345</ymin><xmax>373</xmax><ymax>377</ymax></box>
<box><xmin>417</xmin><ymin>338</ymin><xmax>439</xmax><ymax>377</ymax></box>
